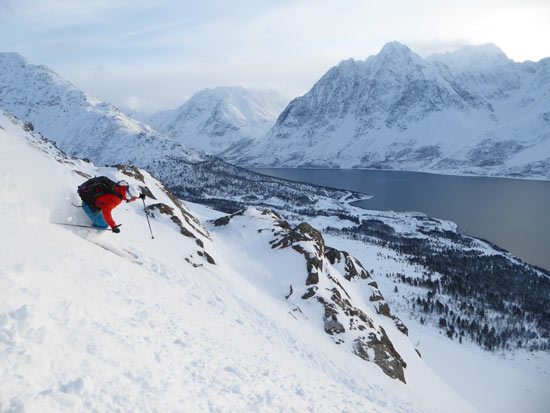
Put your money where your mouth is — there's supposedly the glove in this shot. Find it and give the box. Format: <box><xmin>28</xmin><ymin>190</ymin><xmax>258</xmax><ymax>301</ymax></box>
<box><xmin>139</xmin><ymin>193</ymin><xmax>146</xmax><ymax>200</ymax></box>
<box><xmin>112</xmin><ymin>226</ymin><xmax>121</xmax><ymax>233</ymax></box>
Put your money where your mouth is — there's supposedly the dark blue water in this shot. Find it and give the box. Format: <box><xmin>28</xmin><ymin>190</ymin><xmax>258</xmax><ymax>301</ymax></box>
<box><xmin>251</xmin><ymin>168</ymin><xmax>550</xmax><ymax>271</ymax></box>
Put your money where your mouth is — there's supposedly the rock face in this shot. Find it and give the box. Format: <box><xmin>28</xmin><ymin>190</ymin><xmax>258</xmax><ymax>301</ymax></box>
<box><xmin>218</xmin><ymin>209</ymin><xmax>409</xmax><ymax>383</ymax></box>
<box><xmin>238</xmin><ymin>42</ymin><xmax>550</xmax><ymax>179</ymax></box>
<box><xmin>148</xmin><ymin>86</ymin><xmax>288</xmax><ymax>160</ymax></box>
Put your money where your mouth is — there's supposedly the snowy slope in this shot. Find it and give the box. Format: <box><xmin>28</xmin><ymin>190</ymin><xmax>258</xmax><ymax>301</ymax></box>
<box><xmin>148</xmin><ymin>86</ymin><xmax>288</xmax><ymax>159</ymax></box>
<box><xmin>0</xmin><ymin>111</ymin><xmax>475</xmax><ymax>412</ymax></box>
<box><xmin>239</xmin><ymin>42</ymin><xmax>550</xmax><ymax>179</ymax></box>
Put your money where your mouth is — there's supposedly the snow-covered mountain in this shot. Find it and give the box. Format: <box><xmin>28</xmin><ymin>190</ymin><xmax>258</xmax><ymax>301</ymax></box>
<box><xmin>148</xmin><ymin>86</ymin><xmax>288</xmax><ymax>158</ymax></box>
<box><xmin>238</xmin><ymin>42</ymin><xmax>550</xmax><ymax>179</ymax></box>
<box><xmin>0</xmin><ymin>110</ymin><xmax>479</xmax><ymax>412</ymax></box>
<box><xmin>0</xmin><ymin>52</ymin><xmax>204</xmax><ymax>167</ymax></box>
<box><xmin>0</xmin><ymin>53</ymin><xmax>355</xmax><ymax>208</ymax></box>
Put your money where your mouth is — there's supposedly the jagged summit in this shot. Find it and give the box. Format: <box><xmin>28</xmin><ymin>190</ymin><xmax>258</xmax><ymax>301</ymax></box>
<box><xmin>369</xmin><ymin>41</ymin><xmax>426</xmax><ymax>71</ymax></box>
<box><xmin>0</xmin><ymin>52</ymin><xmax>84</xmax><ymax>98</ymax></box>
<box><xmin>0</xmin><ymin>52</ymin><xmax>30</xmax><ymax>65</ymax></box>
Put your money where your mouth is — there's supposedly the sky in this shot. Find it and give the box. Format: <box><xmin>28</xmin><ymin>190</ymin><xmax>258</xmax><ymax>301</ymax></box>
<box><xmin>1</xmin><ymin>0</ymin><xmax>549</xmax><ymax>113</ymax></box>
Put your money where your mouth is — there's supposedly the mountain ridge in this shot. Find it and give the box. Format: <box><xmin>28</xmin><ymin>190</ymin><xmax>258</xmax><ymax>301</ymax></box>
<box><xmin>235</xmin><ymin>42</ymin><xmax>550</xmax><ymax>179</ymax></box>
<box><xmin>0</xmin><ymin>52</ymin><xmax>205</xmax><ymax>167</ymax></box>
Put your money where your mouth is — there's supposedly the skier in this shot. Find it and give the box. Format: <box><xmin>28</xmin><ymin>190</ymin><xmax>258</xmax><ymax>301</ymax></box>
<box><xmin>78</xmin><ymin>177</ymin><xmax>145</xmax><ymax>233</ymax></box>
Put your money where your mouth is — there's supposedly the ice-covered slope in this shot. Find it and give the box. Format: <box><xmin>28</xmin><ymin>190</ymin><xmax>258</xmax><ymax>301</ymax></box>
<box><xmin>148</xmin><ymin>86</ymin><xmax>287</xmax><ymax>159</ymax></box>
<box><xmin>240</xmin><ymin>42</ymin><xmax>550</xmax><ymax>179</ymax></box>
<box><xmin>0</xmin><ymin>111</ymin><xmax>475</xmax><ymax>412</ymax></box>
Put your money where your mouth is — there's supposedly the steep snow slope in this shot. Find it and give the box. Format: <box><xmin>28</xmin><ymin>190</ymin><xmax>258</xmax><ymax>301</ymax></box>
<box><xmin>239</xmin><ymin>42</ymin><xmax>550</xmax><ymax>179</ymax></box>
<box><xmin>148</xmin><ymin>86</ymin><xmax>288</xmax><ymax>158</ymax></box>
<box><xmin>0</xmin><ymin>111</ymin><xmax>475</xmax><ymax>412</ymax></box>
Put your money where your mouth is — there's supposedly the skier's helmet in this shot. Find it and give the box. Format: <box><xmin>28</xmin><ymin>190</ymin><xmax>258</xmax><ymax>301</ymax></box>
<box><xmin>116</xmin><ymin>180</ymin><xmax>131</xmax><ymax>199</ymax></box>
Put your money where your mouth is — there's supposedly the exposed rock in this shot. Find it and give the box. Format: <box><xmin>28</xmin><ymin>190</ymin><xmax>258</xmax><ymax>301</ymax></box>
<box><xmin>139</xmin><ymin>185</ymin><xmax>156</xmax><ymax>200</ymax></box>
<box><xmin>161</xmin><ymin>187</ymin><xmax>210</xmax><ymax>240</ymax></box>
<box><xmin>115</xmin><ymin>164</ymin><xmax>145</xmax><ymax>183</ymax></box>
<box><xmin>145</xmin><ymin>202</ymin><xmax>214</xmax><ymax>265</ymax></box>
<box><xmin>209</xmin><ymin>207</ymin><xmax>408</xmax><ymax>381</ymax></box>
<box><xmin>285</xmin><ymin>285</ymin><xmax>293</xmax><ymax>299</ymax></box>
<box><xmin>213</xmin><ymin>209</ymin><xmax>246</xmax><ymax>226</ymax></box>
<box><xmin>301</xmin><ymin>287</ymin><xmax>317</xmax><ymax>300</ymax></box>
<box><xmin>266</xmin><ymin>211</ymin><xmax>408</xmax><ymax>382</ymax></box>
<box><xmin>197</xmin><ymin>250</ymin><xmax>216</xmax><ymax>265</ymax></box>
<box><xmin>354</xmin><ymin>331</ymin><xmax>407</xmax><ymax>383</ymax></box>
<box><xmin>73</xmin><ymin>170</ymin><xmax>91</xmax><ymax>179</ymax></box>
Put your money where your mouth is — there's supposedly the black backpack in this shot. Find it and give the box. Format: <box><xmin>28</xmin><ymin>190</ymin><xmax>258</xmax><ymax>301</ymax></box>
<box><xmin>78</xmin><ymin>176</ymin><xmax>122</xmax><ymax>211</ymax></box>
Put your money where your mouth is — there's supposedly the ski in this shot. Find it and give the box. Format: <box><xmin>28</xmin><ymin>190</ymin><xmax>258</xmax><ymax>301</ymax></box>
<box><xmin>71</xmin><ymin>202</ymin><xmax>83</xmax><ymax>208</ymax></box>
<box><xmin>51</xmin><ymin>222</ymin><xmax>113</xmax><ymax>231</ymax></box>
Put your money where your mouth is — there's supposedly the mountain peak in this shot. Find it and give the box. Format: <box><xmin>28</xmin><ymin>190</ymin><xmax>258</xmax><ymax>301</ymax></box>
<box><xmin>147</xmin><ymin>85</ymin><xmax>287</xmax><ymax>157</ymax></box>
<box><xmin>427</xmin><ymin>43</ymin><xmax>511</xmax><ymax>71</ymax></box>
<box><xmin>372</xmin><ymin>41</ymin><xmax>424</xmax><ymax>68</ymax></box>
<box><xmin>378</xmin><ymin>41</ymin><xmax>415</xmax><ymax>58</ymax></box>
<box><xmin>0</xmin><ymin>52</ymin><xmax>32</xmax><ymax>68</ymax></box>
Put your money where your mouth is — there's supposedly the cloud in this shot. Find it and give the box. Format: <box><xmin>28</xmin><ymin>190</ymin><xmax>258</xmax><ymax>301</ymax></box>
<box><xmin>2</xmin><ymin>0</ymin><xmax>549</xmax><ymax>112</ymax></box>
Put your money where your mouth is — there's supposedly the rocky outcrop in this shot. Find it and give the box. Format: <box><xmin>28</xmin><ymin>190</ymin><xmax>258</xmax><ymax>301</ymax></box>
<box><xmin>257</xmin><ymin>210</ymin><xmax>409</xmax><ymax>382</ymax></box>
<box><xmin>146</xmin><ymin>202</ymin><xmax>214</xmax><ymax>265</ymax></box>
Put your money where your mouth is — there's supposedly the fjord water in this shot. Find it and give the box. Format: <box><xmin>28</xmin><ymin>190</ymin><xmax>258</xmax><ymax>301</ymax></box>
<box><xmin>251</xmin><ymin>168</ymin><xmax>550</xmax><ymax>271</ymax></box>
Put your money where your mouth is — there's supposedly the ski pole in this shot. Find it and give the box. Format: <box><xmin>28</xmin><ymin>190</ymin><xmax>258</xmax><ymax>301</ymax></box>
<box><xmin>142</xmin><ymin>198</ymin><xmax>155</xmax><ymax>239</ymax></box>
